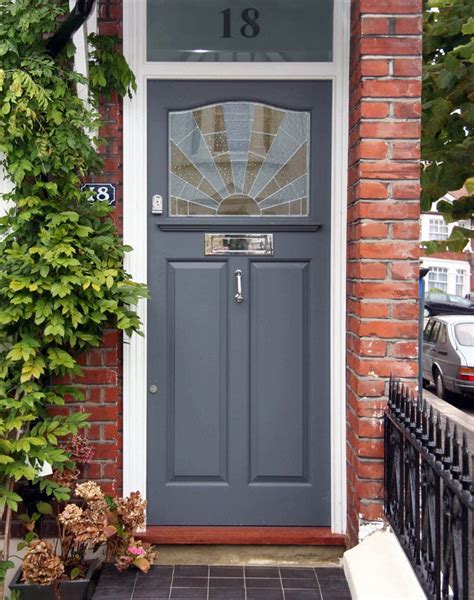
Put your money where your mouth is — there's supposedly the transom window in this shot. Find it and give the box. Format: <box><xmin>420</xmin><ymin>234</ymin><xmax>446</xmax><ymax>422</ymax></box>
<box><xmin>169</xmin><ymin>102</ymin><xmax>310</xmax><ymax>217</ymax></box>
<box><xmin>147</xmin><ymin>0</ymin><xmax>334</xmax><ymax>62</ymax></box>
<box><xmin>428</xmin><ymin>267</ymin><xmax>448</xmax><ymax>293</ymax></box>
<box><xmin>429</xmin><ymin>218</ymin><xmax>448</xmax><ymax>241</ymax></box>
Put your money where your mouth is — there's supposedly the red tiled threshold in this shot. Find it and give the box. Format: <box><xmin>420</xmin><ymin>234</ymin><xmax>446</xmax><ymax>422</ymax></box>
<box><xmin>138</xmin><ymin>527</ymin><xmax>347</xmax><ymax>546</ymax></box>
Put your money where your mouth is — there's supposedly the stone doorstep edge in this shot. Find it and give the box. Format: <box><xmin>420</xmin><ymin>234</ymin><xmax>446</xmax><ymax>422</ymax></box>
<box><xmin>342</xmin><ymin>529</ymin><xmax>426</xmax><ymax>600</ymax></box>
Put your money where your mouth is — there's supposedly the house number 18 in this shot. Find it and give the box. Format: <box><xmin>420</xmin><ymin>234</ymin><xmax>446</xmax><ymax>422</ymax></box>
<box><xmin>220</xmin><ymin>8</ymin><xmax>261</xmax><ymax>38</ymax></box>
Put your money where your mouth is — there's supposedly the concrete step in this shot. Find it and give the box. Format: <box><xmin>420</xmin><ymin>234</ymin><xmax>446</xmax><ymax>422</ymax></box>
<box><xmin>154</xmin><ymin>545</ymin><xmax>344</xmax><ymax>566</ymax></box>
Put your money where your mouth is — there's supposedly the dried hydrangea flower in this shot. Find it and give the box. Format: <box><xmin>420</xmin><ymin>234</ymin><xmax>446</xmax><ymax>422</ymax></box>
<box><xmin>51</xmin><ymin>467</ymin><xmax>80</xmax><ymax>488</ymax></box>
<box><xmin>22</xmin><ymin>540</ymin><xmax>64</xmax><ymax>586</ymax></box>
<box><xmin>115</xmin><ymin>555</ymin><xmax>133</xmax><ymax>571</ymax></box>
<box><xmin>58</xmin><ymin>503</ymin><xmax>83</xmax><ymax>526</ymax></box>
<box><xmin>63</xmin><ymin>435</ymin><xmax>95</xmax><ymax>464</ymax></box>
<box><xmin>75</xmin><ymin>480</ymin><xmax>104</xmax><ymax>502</ymax></box>
<box><xmin>116</xmin><ymin>491</ymin><xmax>147</xmax><ymax>531</ymax></box>
<box><xmin>68</xmin><ymin>508</ymin><xmax>108</xmax><ymax>545</ymax></box>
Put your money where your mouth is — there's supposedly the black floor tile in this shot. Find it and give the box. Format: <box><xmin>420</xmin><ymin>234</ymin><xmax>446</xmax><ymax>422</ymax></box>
<box><xmin>246</xmin><ymin>590</ymin><xmax>284</xmax><ymax>600</ymax></box>
<box><xmin>96</xmin><ymin>578</ymin><xmax>136</xmax><ymax>590</ymax></box>
<box><xmin>245</xmin><ymin>567</ymin><xmax>280</xmax><ymax>578</ymax></box>
<box><xmin>170</xmin><ymin>589</ymin><xmax>208</xmax><ymax>599</ymax></box>
<box><xmin>209</xmin><ymin>577</ymin><xmax>245</xmax><ymax>588</ymax></box>
<box><xmin>245</xmin><ymin>578</ymin><xmax>282</xmax><ymax>588</ymax></box>
<box><xmin>173</xmin><ymin>576</ymin><xmax>208</xmax><ymax>588</ymax></box>
<box><xmin>284</xmin><ymin>591</ymin><xmax>322</xmax><ymax>600</ymax></box>
<box><xmin>209</xmin><ymin>588</ymin><xmax>246</xmax><ymax>599</ymax></box>
<box><xmin>134</xmin><ymin>578</ymin><xmax>171</xmax><ymax>591</ymax></box>
<box><xmin>174</xmin><ymin>565</ymin><xmax>209</xmax><ymax>577</ymax></box>
<box><xmin>94</xmin><ymin>588</ymin><xmax>133</xmax><ymax>600</ymax></box>
<box><xmin>144</xmin><ymin>566</ymin><xmax>174</xmax><ymax>577</ymax></box>
<box><xmin>93</xmin><ymin>564</ymin><xmax>350</xmax><ymax>600</ymax></box>
<box><xmin>314</xmin><ymin>568</ymin><xmax>343</xmax><ymax>579</ymax></box>
<box><xmin>210</xmin><ymin>565</ymin><xmax>244</xmax><ymax>577</ymax></box>
<box><xmin>280</xmin><ymin>568</ymin><xmax>316</xmax><ymax>579</ymax></box>
<box><xmin>318</xmin><ymin>579</ymin><xmax>351</xmax><ymax>592</ymax></box>
<box><xmin>282</xmin><ymin>578</ymin><xmax>319</xmax><ymax>589</ymax></box>
<box><xmin>132</xmin><ymin>591</ymin><xmax>171</xmax><ymax>599</ymax></box>
<box><xmin>318</xmin><ymin>584</ymin><xmax>352</xmax><ymax>599</ymax></box>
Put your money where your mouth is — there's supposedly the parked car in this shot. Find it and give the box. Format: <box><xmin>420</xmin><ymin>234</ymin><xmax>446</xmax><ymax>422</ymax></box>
<box><xmin>423</xmin><ymin>292</ymin><xmax>474</xmax><ymax>317</ymax></box>
<box><xmin>422</xmin><ymin>315</ymin><xmax>474</xmax><ymax>399</ymax></box>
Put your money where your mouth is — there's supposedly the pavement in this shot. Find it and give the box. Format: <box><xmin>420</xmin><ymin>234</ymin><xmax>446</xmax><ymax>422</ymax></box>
<box><xmin>422</xmin><ymin>385</ymin><xmax>474</xmax><ymax>451</ymax></box>
<box><xmin>93</xmin><ymin>564</ymin><xmax>352</xmax><ymax>600</ymax></box>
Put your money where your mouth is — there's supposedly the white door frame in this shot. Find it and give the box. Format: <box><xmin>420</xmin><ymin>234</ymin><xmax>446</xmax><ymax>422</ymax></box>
<box><xmin>122</xmin><ymin>0</ymin><xmax>350</xmax><ymax>534</ymax></box>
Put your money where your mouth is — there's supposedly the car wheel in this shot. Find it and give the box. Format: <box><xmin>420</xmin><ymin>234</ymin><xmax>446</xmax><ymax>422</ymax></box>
<box><xmin>434</xmin><ymin>369</ymin><xmax>448</xmax><ymax>400</ymax></box>
<box><xmin>422</xmin><ymin>378</ymin><xmax>430</xmax><ymax>389</ymax></box>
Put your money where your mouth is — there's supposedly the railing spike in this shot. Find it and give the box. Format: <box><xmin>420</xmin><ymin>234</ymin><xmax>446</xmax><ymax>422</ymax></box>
<box><xmin>421</xmin><ymin>404</ymin><xmax>428</xmax><ymax>445</ymax></box>
<box><xmin>415</xmin><ymin>400</ymin><xmax>422</xmax><ymax>438</ymax></box>
<box><xmin>409</xmin><ymin>397</ymin><xmax>416</xmax><ymax>431</ymax></box>
<box><xmin>461</xmin><ymin>432</ymin><xmax>472</xmax><ymax>492</ymax></box>
<box><xmin>435</xmin><ymin>413</ymin><xmax>444</xmax><ymax>462</ymax></box>
<box><xmin>451</xmin><ymin>425</ymin><xmax>461</xmax><ymax>481</ymax></box>
<box><xmin>427</xmin><ymin>405</ymin><xmax>436</xmax><ymax>450</ymax></box>
<box><xmin>442</xmin><ymin>419</ymin><xmax>452</xmax><ymax>471</ymax></box>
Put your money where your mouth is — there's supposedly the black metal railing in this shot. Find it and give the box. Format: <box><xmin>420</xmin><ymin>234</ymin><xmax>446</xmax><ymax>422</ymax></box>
<box><xmin>385</xmin><ymin>377</ymin><xmax>474</xmax><ymax>600</ymax></box>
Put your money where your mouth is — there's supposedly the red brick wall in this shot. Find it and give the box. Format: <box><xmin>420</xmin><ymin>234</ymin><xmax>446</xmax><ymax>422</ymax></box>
<box><xmin>71</xmin><ymin>0</ymin><xmax>124</xmax><ymax>496</ymax></box>
<box><xmin>346</xmin><ymin>0</ymin><xmax>422</xmax><ymax>545</ymax></box>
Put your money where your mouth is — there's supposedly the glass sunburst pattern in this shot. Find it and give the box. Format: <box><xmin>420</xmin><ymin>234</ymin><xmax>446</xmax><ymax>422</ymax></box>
<box><xmin>169</xmin><ymin>102</ymin><xmax>310</xmax><ymax>217</ymax></box>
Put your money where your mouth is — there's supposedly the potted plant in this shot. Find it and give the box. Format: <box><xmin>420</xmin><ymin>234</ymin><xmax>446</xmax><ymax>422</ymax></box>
<box><xmin>9</xmin><ymin>480</ymin><xmax>156</xmax><ymax>600</ymax></box>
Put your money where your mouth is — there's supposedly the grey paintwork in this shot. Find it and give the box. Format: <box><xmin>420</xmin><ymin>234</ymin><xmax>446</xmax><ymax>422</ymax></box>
<box><xmin>147</xmin><ymin>81</ymin><xmax>332</xmax><ymax>525</ymax></box>
<box><xmin>423</xmin><ymin>315</ymin><xmax>474</xmax><ymax>396</ymax></box>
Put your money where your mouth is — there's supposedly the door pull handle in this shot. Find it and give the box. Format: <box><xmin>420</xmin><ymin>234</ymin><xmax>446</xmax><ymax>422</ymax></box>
<box><xmin>234</xmin><ymin>269</ymin><xmax>243</xmax><ymax>303</ymax></box>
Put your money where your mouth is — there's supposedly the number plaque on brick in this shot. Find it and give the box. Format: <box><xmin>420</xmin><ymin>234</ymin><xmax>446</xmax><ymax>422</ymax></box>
<box><xmin>81</xmin><ymin>183</ymin><xmax>116</xmax><ymax>207</ymax></box>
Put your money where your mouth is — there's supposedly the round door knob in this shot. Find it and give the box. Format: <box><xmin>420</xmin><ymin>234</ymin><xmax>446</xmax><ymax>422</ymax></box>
<box><xmin>149</xmin><ymin>384</ymin><xmax>158</xmax><ymax>394</ymax></box>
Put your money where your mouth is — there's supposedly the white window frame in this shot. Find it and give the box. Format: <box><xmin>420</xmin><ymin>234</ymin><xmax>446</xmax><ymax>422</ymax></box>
<box><xmin>428</xmin><ymin>267</ymin><xmax>448</xmax><ymax>293</ymax></box>
<box><xmin>122</xmin><ymin>0</ymin><xmax>350</xmax><ymax>534</ymax></box>
<box><xmin>429</xmin><ymin>217</ymin><xmax>449</xmax><ymax>241</ymax></box>
<box><xmin>455</xmin><ymin>269</ymin><xmax>465</xmax><ymax>297</ymax></box>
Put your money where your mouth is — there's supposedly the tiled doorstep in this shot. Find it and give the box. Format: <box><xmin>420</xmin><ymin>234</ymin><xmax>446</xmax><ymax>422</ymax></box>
<box><xmin>93</xmin><ymin>565</ymin><xmax>352</xmax><ymax>600</ymax></box>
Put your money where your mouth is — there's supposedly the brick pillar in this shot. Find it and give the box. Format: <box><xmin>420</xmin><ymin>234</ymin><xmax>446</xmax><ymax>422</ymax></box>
<box><xmin>78</xmin><ymin>0</ymin><xmax>124</xmax><ymax>495</ymax></box>
<box><xmin>346</xmin><ymin>0</ymin><xmax>422</xmax><ymax>546</ymax></box>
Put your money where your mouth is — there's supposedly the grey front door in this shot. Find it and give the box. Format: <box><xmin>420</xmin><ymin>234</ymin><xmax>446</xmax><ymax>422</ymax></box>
<box><xmin>147</xmin><ymin>81</ymin><xmax>332</xmax><ymax>525</ymax></box>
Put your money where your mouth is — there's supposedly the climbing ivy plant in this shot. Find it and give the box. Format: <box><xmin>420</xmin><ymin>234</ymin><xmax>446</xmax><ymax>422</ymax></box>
<box><xmin>0</xmin><ymin>0</ymin><xmax>146</xmax><ymax>585</ymax></box>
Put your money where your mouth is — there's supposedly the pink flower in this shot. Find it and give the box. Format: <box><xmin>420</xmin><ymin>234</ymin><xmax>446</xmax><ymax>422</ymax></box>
<box><xmin>128</xmin><ymin>545</ymin><xmax>145</xmax><ymax>556</ymax></box>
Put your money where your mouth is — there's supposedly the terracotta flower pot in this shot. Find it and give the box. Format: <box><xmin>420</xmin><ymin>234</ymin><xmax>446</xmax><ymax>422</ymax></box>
<box><xmin>8</xmin><ymin>560</ymin><xmax>98</xmax><ymax>600</ymax></box>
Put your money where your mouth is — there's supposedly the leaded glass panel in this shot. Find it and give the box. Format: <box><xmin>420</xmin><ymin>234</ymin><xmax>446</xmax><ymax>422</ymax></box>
<box><xmin>169</xmin><ymin>102</ymin><xmax>310</xmax><ymax>217</ymax></box>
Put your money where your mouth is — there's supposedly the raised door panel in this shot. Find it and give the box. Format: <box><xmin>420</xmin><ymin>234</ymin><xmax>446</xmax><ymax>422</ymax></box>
<box><xmin>249</xmin><ymin>262</ymin><xmax>310</xmax><ymax>483</ymax></box>
<box><xmin>166</xmin><ymin>261</ymin><xmax>228</xmax><ymax>482</ymax></box>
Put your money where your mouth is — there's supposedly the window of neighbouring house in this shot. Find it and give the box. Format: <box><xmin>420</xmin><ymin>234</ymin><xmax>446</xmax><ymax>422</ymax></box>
<box><xmin>429</xmin><ymin>217</ymin><xmax>449</xmax><ymax>241</ymax></box>
<box><xmin>456</xmin><ymin>269</ymin><xmax>465</xmax><ymax>296</ymax></box>
<box><xmin>428</xmin><ymin>267</ymin><xmax>448</xmax><ymax>292</ymax></box>
<box><xmin>147</xmin><ymin>0</ymin><xmax>334</xmax><ymax>62</ymax></box>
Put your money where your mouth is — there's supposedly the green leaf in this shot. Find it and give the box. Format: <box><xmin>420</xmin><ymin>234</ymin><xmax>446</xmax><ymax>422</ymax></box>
<box><xmin>70</xmin><ymin>567</ymin><xmax>81</xmax><ymax>580</ymax></box>
<box><xmin>36</xmin><ymin>501</ymin><xmax>53</xmax><ymax>515</ymax></box>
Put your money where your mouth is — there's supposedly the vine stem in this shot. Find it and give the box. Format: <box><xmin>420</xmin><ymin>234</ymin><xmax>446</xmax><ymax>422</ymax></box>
<box><xmin>1</xmin><ymin>391</ymin><xmax>23</xmax><ymax>598</ymax></box>
<box><xmin>1</xmin><ymin>476</ymin><xmax>14</xmax><ymax>599</ymax></box>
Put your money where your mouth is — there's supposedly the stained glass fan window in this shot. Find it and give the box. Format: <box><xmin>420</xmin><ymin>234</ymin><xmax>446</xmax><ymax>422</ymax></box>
<box><xmin>169</xmin><ymin>102</ymin><xmax>310</xmax><ymax>217</ymax></box>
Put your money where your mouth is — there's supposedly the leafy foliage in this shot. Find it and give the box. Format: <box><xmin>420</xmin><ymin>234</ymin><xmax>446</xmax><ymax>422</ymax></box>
<box><xmin>422</xmin><ymin>0</ymin><xmax>474</xmax><ymax>251</ymax></box>
<box><xmin>0</xmin><ymin>0</ymin><xmax>146</xmax><ymax>584</ymax></box>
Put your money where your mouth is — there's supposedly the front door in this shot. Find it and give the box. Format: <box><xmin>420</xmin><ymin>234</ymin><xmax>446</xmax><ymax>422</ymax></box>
<box><xmin>147</xmin><ymin>80</ymin><xmax>332</xmax><ymax>525</ymax></box>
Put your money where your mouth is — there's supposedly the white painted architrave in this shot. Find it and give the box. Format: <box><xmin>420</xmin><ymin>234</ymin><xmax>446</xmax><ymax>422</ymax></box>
<box><xmin>123</xmin><ymin>0</ymin><xmax>349</xmax><ymax>534</ymax></box>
